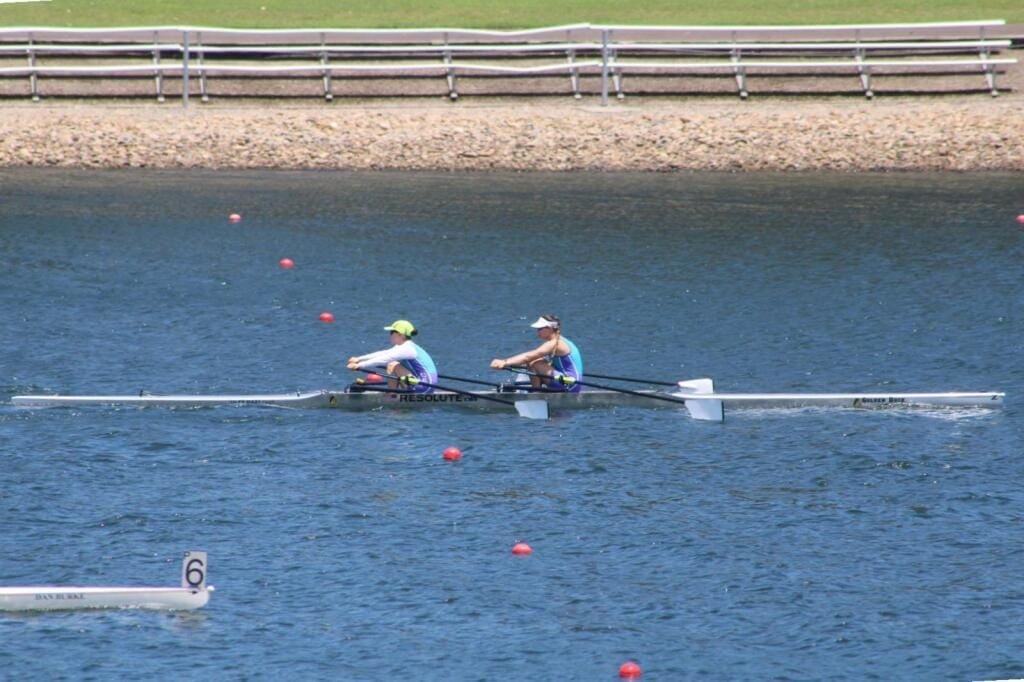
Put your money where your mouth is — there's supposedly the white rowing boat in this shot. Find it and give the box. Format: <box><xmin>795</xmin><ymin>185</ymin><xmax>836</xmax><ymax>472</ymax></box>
<box><xmin>9</xmin><ymin>378</ymin><xmax>1004</xmax><ymax>422</ymax></box>
<box><xmin>0</xmin><ymin>551</ymin><xmax>212</xmax><ymax>612</ymax></box>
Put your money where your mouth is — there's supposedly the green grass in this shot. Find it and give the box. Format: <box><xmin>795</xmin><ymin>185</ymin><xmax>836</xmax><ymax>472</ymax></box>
<box><xmin>0</xmin><ymin>0</ymin><xmax>1020</xmax><ymax>28</ymax></box>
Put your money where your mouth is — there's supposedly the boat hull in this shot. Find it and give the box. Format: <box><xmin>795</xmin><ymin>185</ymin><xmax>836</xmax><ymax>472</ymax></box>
<box><xmin>0</xmin><ymin>586</ymin><xmax>212</xmax><ymax>611</ymax></box>
<box><xmin>10</xmin><ymin>388</ymin><xmax>1005</xmax><ymax>411</ymax></box>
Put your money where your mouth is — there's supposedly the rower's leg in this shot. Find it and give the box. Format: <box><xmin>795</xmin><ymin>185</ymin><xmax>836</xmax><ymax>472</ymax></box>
<box><xmin>528</xmin><ymin>359</ymin><xmax>554</xmax><ymax>389</ymax></box>
<box><xmin>387</xmin><ymin>362</ymin><xmax>411</xmax><ymax>389</ymax></box>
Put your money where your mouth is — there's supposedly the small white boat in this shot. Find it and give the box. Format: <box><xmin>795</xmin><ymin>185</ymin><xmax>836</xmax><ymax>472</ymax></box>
<box><xmin>9</xmin><ymin>378</ymin><xmax>1005</xmax><ymax>423</ymax></box>
<box><xmin>0</xmin><ymin>551</ymin><xmax>213</xmax><ymax>612</ymax></box>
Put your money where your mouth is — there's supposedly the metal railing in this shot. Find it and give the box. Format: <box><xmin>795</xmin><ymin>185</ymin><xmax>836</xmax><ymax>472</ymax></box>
<box><xmin>0</xmin><ymin>21</ymin><xmax>1015</xmax><ymax>103</ymax></box>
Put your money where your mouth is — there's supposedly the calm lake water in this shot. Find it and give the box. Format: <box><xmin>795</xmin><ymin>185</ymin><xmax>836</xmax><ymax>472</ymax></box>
<box><xmin>0</xmin><ymin>169</ymin><xmax>1022</xmax><ymax>680</ymax></box>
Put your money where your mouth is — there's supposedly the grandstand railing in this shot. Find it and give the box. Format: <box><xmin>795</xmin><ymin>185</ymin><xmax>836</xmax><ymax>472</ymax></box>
<box><xmin>0</xmin><ymin>21</ymin><xmax>1015</xmax><ymax>103</ymax></box>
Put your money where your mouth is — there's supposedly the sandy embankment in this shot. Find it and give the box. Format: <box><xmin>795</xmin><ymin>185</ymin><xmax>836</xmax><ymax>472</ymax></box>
<box><xmin>0</xmin><ymin>98</ymin><xmax>1021</xmax><ymax>171</ymax></box>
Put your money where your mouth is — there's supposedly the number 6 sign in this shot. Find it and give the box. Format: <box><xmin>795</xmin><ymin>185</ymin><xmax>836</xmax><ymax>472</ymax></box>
<box><xmin>181</xmin><ymin>551</ymin><xmax>207</xmax><ymax>590</ymax></box>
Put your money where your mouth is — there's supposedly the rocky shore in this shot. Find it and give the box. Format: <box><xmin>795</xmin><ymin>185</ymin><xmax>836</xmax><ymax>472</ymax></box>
<box><xmin>0</xmin><ymin>97</ymin><xmax>1021</xmax><ymax>171</ymax></box>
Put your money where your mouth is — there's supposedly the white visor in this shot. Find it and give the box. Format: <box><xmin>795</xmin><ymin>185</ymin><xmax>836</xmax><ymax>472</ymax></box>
<box><xmin>529</xmin><ymin>316</ymin><xmax>559</xmax><ymax>330</ymax></box>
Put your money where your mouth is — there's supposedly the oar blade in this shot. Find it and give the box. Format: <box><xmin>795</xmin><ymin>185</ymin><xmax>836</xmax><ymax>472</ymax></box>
<box><xmin>515</xmin><ymin>399</ymin><xmax>549</xmax><ymax>420</ymax></box>
<box><xmin>675</xmin><ymin>377</ymin><xmax>724</xmax><ymax>422</ymax></box>
<box><xmin>677</xmin><ymin>378</ymin><xmax>715</xmax><ymax>394</ymax></box>
<box><xmin>684</xmin><ymin>398</ymin><xmax>724</xmax><ymax>422</ymax></box>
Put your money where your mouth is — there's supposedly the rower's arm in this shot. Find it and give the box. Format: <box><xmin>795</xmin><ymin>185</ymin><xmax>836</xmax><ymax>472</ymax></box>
<box><xmin>352</xmin><ymin>343</ymin><xmax>416</xmax><ymax>369</ymax></box>
<box><xmin>497</xmin><ymin>339</ymin><xmax>557</xmax><ymax>368</ymax></box>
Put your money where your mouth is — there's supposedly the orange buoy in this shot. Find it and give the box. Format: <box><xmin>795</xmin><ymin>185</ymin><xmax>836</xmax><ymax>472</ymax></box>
<box><xmin>443</xmin><ymin>446</ymin><xmax>462</xmax><ymax>461</ymax></box>
<box><xmin>279</xmin><ymin>258</ymin><xmax>294</xmax><ymax>269</ymax></box>
<box><xmin>511</xmin><ymin>542</ymin><xmax>533</xmax><ymax>556</ymax></box>
<box><xmin>618</xmin><ymin>661</ymin><xmax>642</xmax><ymax>678</ymax></box>
<box><xmin>318</xmin><ymin>312</ymin><xmax>335</xmax><ymax>323</ymax></box>
<box><xmin>366</xmin><ymin>373</ymin><xmax>384</xmax><ymax>383</ymax></box>
<box><xmin>228</xmin><ymin>213</ymin><xmax>242</xmax><ymax>223</ymax></box>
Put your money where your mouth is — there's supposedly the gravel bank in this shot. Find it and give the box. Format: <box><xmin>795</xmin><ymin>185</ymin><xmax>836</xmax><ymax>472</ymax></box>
<box><xmin>0</xmin><ymin>98</ymin><xmax>1021</xmax><ymax>171</ymax></box>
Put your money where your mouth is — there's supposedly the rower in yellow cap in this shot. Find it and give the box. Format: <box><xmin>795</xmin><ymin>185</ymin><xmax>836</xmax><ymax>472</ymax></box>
<box><xmin>348</xmin><ymin>320</ymin><xmax>438</xmax><ymax>392</ymax></box>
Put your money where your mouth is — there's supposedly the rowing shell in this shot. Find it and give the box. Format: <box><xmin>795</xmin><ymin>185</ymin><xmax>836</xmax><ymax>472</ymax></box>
<box><xmin>0</xmin><ymin>551</ymin><xmax>212</xmax><ymax>612</ymax></box>
<box><xmin>9</xmin><ymin>378</ymin><xmax>1005</xmax><ymax>422</ymax></box>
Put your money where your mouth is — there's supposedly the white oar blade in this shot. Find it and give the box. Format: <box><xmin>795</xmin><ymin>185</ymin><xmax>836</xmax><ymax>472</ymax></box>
<box><xmin>515</xmin><ymin>399</ymin><xmax>549</xmax><ymax>420</ymax></box>
<box><xmin>676</xmin><ymin>378</ymin><xmax>715</xmax><ymax>394</ymax></box>
<box><xmin>685</xmin><ymin>398</ymin><xmax>724</xmax><ymax>422</ymax></box>
<box><xmin>675</xmin><ymin>377</ymin><xmax>723</xmax><ymax>422</ymax></box>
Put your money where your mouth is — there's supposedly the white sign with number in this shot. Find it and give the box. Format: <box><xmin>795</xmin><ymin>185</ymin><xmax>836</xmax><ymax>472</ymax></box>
<box><xmin>181</xmin><ymin>551</ymin><xmax>207</xmax><ymax>590</ymax></box>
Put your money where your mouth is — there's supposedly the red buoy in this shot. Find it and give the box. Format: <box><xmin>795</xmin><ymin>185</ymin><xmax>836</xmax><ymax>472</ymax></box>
<box><xmin>511</xmin><ymin>542</ymin><xmax>533</xmax><ymax>556</ymax></box>
<box><xmin>279</xmin><ymin>258</ymin><xmax>295</xmax><ymax>269</ymax></box>
<box><xmin>1016</xmin><ymin>214</ymin><xmax>1024</xmax><ymax>225</ymax></box>
<box><xmin>443</xmin><ymin>446</ymin><xmax>462</xmax><ymax>461</ymax></box>
<box><xmin>228</xmin><ymin>213</ymin><xmax>242</xmax><ymax>223</ymax></box>
<box><xmin>619</xmin><ymin>661</ymin><xmax>643</xmax><ymax>678</ymax></box>
<box><xmin>366</xmin><ymin>373</ymin><xmax>384</xmax><ymax>383</ymax></box>
<box><xmin>318</xmin><ymin>311</ymin><xmax>335</xmax><ymax>323</ymax></box>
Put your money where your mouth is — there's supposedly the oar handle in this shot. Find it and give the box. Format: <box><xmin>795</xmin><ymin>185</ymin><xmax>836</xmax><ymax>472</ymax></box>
<box><xmin>349</xmin><ymin>384</ymin><xmax>413</xmax><ymax>393</ymax></box>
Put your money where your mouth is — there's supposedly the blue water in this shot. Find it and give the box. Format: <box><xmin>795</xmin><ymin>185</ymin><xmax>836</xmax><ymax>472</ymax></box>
<box><xmin>1</xmin><ymin>169</ymin><xmax>1022</xmax><ymax>680</ymax></box>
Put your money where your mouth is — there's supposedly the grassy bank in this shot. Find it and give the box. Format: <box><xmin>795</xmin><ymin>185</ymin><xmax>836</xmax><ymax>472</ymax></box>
<box><xmin>0</xmin><ymin>0</ymin><xmax>1020</xmax><ymax>29</ymax></box>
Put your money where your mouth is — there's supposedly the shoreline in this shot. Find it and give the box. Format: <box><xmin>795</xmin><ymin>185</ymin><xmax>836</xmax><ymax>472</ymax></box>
<box><xmin>1</xmin><ymin>97</ymin><xmax>1022</xmax><ymax>172</ymax></box>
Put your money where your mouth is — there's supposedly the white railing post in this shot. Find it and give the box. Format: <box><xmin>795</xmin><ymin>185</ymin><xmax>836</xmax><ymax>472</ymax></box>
<box><xmin>27</xmin><ymin>38</ymin><xmax>39</xmax><ymax>102</ymax></box>
<box><xmin>443</xmin><ymin>33</ymin><xmax>458</xmax><ymax>100</ymax></box>
<box><xmin>567</xmin><ymin>48</ymin><xmax>580</xmax><ymax>99</ymax></box>
<box><xmin>730</xmin><ymin>48</ymin><xmax>747</xmax><ymax>99</ymax></box>
<box><xmin>600</xmin><ymin>28</ymin><xmax>609</xmax><ymax>106</ymax></box>
<box><xmin>320</xmin><ymin>33</ymin><xmax>333</xmax><ymax>101</ymax></box>
<box><xmin>153</xmin><ymin>31</ymin><xmax>164</xmax><ymax>102</ymax></box>
<box><xmin>981</xmin><ymin>45</ymin><xmax>997</xmax><ymax>96</ymax></box>
<box><xmin>182</xmin><ymin>29</ymin><xmax>189</xmax><ymax>108</ymax></box>
<box><xmin>855</xmin><ymin>47</ymin><xmax>873</xmax><ymax>99</ymax></box>
<box><xmin>197</xmin><ymin>31</ymin><xmax>209</xmax><ymax>102</ymax></box>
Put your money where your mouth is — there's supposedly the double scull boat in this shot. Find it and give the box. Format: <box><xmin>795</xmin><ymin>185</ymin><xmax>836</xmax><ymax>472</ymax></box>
<box><xmin>10</xmin><ymin>378</ymin><xmax>1004</xmax><ymax>422</ymax></box>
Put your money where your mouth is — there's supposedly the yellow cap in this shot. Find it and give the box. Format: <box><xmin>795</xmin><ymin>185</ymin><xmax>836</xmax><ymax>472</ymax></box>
<box><xmin>384</xmin><ymin>320</ymin><xmax>417</xmax><ymax>337</ymax></box>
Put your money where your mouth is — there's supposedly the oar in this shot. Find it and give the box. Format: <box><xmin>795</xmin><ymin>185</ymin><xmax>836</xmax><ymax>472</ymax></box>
<box><xmin>348</xmin><ymin>384</ymin><xmax>411</xmax><ymax>393</ymax></box>
<box><xmin>437</xmin><ymin>373</ymin><xmax>559</xmax><ymax>393</ymax></box>
<box><xmin>501</xmin><ymin>367</ymin><xmax>723</xmax><ymax>422</ymax></box>
<box><xmin>354</xmin><ymin>369</ymin><xmax>548</xmax><ymax>420</ymax></box>
<box><xmin>436</xmin><ymin>373</ymin><xmax>504</xmax><ymax>389</ymax></box>
<box><xmin>582</xmin><ymin>372</ymin><xmax>679</xmax><ymax>387</ymax></box>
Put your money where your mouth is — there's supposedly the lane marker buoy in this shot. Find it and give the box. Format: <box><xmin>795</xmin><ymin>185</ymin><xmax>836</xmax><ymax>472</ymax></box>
<box><xmin>619</xmin><ymin>661</ymin><xmax>643</xmax><ymax>678</ymax></box>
